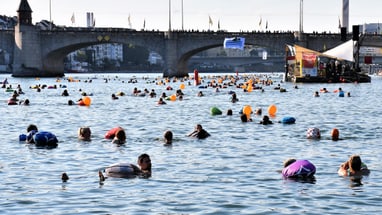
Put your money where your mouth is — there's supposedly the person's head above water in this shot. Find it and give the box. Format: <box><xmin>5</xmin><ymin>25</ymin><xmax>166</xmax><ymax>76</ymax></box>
<box><xmin>163</xmin><ymin>130</ymin><xmax>173</xmax><ymax>144</ymax></box>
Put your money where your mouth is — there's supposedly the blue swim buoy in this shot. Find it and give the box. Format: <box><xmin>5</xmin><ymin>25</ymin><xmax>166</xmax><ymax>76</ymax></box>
<box><xmin>19</xmin><ymin>134</ymin><xmax>27</xmax><ymax>141</ymax></box>
<box><xmin>33</xmin><ymin>131</ymin><xmax>58</xmax><ymax>148</ymax></box>
<box><xmin>280</xmin><ymin>116</ymin><xmax>296</xmax><ymax>124</ymax></box>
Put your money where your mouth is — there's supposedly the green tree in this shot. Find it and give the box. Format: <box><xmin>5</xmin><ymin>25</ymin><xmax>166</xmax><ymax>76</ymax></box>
<box><xmin>74</xmin><ymin>50</ymin><xmax>87</xmax><ymax>62</ymax></box>
<box><xmin>123</xmin><ymin>44</ymin><xmax>149</xmax><ymax>65</ymax></box>
<box><xmin>101</xmin><ymin>57</ymin><xmax>114</xmax><ymax>70</ymax></box>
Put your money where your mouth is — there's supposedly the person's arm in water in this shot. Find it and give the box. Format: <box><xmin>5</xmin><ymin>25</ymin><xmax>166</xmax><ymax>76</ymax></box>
<box><xmin>338</xmin><ymin>161</ymin><xmax>349</xmax><ymax>176</ymax></box>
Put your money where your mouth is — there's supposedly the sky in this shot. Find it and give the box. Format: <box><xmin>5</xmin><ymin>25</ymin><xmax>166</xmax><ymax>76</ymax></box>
<box><xmin>1</xmin><ymin>0</ymin><xmax>381</xmax><ymax>33</ymax></box>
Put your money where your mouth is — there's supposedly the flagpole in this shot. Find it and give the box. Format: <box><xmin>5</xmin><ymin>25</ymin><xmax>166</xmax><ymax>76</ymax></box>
<box><xmin>49</xmin><ymin>0</ymin><xmax>52</xmax><ymax>30</ymax></box>
<box><xmin>168</xmin><ymin>0</ymin><xmax>172</xmax><ymax>32</ymax></box>
<box><xmin>181</xmin><ymin>0</ymin><xmax>184</xmax><ymax>30</ymax></box>
<box><xmin>299</xmin><ymin>0</ymin><xmax>303</xmax><ymax>33</ymax></box>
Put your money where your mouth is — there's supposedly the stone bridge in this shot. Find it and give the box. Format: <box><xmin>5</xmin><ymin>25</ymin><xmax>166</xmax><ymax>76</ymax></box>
<box><xmin>1</xmin><ymin>26</ymin><xmax>382</xmax><ymax>77</ymax></box>
<box><xmin>3</xmin><ymin>0</ymin><xmax>382</xmax><ymax>77</ymax></box>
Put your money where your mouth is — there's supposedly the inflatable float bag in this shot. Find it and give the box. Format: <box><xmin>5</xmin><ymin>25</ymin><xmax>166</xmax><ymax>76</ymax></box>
<box><xmin>306</xmin><ymin>127</ymin><xmax>321</xmax><ymax>139</ymax></box>
<box><xmin>19</xmin><ymin>134</ymin><xmax>27</xmax><ymax>141</ymax></box>
<box><xmin>33</xmin><ymin>131</ymin><xmax>58</xmax><ymax>147</ymax></box>
<box><xmin>243</xmin><ymin>105</ymin><xmax>252</xmax><ymax>117</ymax></box>
<box><xmin>210</xmin><ymin>107</ymin><xmax>223</xmax><ymax>115</ymax></box>
<box><xmin>105</xmin><ymin>163</ymin><xmax>136</xmax><ymax>178</ymax></box>
<box><xmin>281</xmin><ymin>116</ymin><xmax>296</xmax><ymax>124</ymax></box>
<box><xmin>282</xmin><ymin>160</ymin><xmax>316</xmax><ymax>178</ymax></box>
<box><xmin>83</xmin><ymin>96</ymin><xmax>92</xmax><ymax>106</ymax></box>
<box><xmin>268</xmin><ymin>104</ymin><xmax>277</xmax><ymax>116</ymax></box>
<box><xmin>105</xmin><ymin>127</ymin><xmax>121</xmax><ymax>139</ymax></box>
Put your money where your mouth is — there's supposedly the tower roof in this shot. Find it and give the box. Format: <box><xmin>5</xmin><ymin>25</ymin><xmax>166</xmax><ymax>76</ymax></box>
<box><xmin>17</xmin><ymin>0</ymin><xmax>33</xmax><ymax>13</ymax></box>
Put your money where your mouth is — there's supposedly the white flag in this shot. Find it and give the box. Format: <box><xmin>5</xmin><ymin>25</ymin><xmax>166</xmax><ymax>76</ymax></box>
<box><xmin>128</xmin><ymin>14</ymin><xmax>132</xmax><ymax>28</ymax></box>
<box><xmin>209</xmin><ymin>16</ymin><xmax>213</xmax><ymax>26</ymax></box>
<box><xmin>71</xmin><ymin>13</ymin><xmax>75</xmax><ymax>24</ymax></box>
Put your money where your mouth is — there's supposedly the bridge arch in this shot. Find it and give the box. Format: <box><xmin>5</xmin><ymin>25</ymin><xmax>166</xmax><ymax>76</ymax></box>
<box><xmin>175</xmin><ymin>33</ymin><xmax>294</xmax><ymax>75</ymax></box>
<box><xmin>40</xmin><ymin>30</ymin><xmax>166</xmax><ymax>75</ymax></box>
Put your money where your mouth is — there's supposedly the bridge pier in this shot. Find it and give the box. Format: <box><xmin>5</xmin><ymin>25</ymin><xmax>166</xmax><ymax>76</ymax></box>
<box><xmin>163</xmin><ymin>32</ymin><xmax>189</xmax><ymax>78</ymax></box>
<box><xmin>13</xmin><ymin>21</ymin><xmax>64</xmax><ymax>77</ymax></box>
<box><xmin>12</xmin><ymin>24</ymin><xmax>44</xmax><ymax>77</ymax></box>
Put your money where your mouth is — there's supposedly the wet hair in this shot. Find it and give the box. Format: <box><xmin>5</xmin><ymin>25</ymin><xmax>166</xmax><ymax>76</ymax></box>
<box><xmin>255</xmin><ymin>108</ymin><xmax>262</xmax><ymax>115</ymax></box>
<box><xmin>283</xmin><ymin>158</ymin><xmax>297</xmax><ymax>168</ymax></box>
<box><xmin>163</xmin><ymin>130</ymin><xmax>173</xmax><ymax>144</ymax></box>
<box><xmin>331</xmin><ymin>128</ymin><xmax>339</xmax><ymax>141</ymax></box>
<box><xmin>138</xmin><ymin>153</ymin><xmax>152</xmax><ymax>172</ymax></box>
<box><xmin>115</xmin><ymin>129</ymin><xmax>126</xmax><ymax>142</ymax></box>
<box><xmin>78</xmin><ymin>127</ymin><xmax>91</xmax><ymax>140</ymax></box>
<box><xmin>349</xmin><ymin>155</ymin><xmax>362</xmax><ymax>172</ymax></box>
<box><xmin>27</xmin><ymin>124</ymin><xmax>38</xmax><ymax>132</ymax></box>
<box><xmin>263</xmin><ymin>115</ymin><xmax>270</xmax><ymax>122</ymax></box>
<box><xmin>241</xmin><ymin>114</ymin><xmax>248</xmax><ymax>122</ymax></box>
<box><xmin>227</xmin><ymin>109</ymin><xmax>233</xmax><ymax>116</ymax></box>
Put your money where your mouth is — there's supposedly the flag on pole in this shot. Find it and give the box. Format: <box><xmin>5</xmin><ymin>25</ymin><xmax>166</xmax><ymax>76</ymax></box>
<box><xmin>218</xmin><ymin>20</ymin><xmax>220</xmax><ymax>30</ymax></box>
<box><xmin>128</xmin><ymin>14</ymin><xmax>132</xmax><ymax>28</ymax></box>
<box><xmin>378</xmin><ymin>22</ymin><xmax>380</xmax><ymax>34</ymax></box>
<box><xmin>143</xmin><ymin>19</ymin><xmax>146</xmax><ymax>29</ymax></box>
<box><xmin>209</xmin><ymin>15</ymin><xmax>213</xmax><ymax>26</ymax></box>
<box><xmin>338</xmin><ymin>17</ymin><xmax>341</xmax><ymax>29</ymax></box>
<box><xmin>71</xmin><ymin>13</ymin><xmax>75</xmax><ymax>25</ymax></box>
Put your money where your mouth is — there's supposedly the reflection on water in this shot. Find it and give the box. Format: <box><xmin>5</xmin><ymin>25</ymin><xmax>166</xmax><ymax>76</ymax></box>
<box><xmin>0</xmin><ymin>73</ymin><xmax>381</xmax><ymax>214</ymax></box>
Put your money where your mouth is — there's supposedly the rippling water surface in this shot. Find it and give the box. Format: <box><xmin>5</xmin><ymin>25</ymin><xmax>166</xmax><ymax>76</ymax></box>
<box><xmin>0</xmin><ymin>73</ymin><xmax>381</xmax><ymax>214</ymax></box>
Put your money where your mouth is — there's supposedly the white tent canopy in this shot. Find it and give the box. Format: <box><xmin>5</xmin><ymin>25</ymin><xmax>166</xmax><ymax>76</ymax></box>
<box><xmin>323</xmin><ymin>39</ymin><xmax>355</xmax><ymax>62</ymax></box>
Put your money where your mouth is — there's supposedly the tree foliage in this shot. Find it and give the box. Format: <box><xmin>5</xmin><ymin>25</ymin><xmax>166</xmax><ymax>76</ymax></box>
<box><xmin>123</xmin><ymin>44</ymin><xmax>149</xmax><ymax>65</ymax></box>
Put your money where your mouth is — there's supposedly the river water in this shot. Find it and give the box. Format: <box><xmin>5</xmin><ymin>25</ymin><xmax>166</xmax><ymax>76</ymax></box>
<box><xmin>0</xmin><ymin>72</ymin><xmax>381</xmax><ymax>214</ymax></box>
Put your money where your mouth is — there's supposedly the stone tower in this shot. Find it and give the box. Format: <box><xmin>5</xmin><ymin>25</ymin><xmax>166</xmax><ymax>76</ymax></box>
<box><xmin>13</xmin><ymin>0</ymin><xmax>43</xmax><ymax>77</ymax></box>
<box><xmin>17</xmin><ymin>0</ymin><xmax>33</xmax><ymax>25</ymax></box>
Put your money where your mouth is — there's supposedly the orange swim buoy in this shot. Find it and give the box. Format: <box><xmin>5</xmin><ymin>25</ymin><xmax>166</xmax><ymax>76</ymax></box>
<box><xmin>268</xmin><ymin>104</ymin><xmax>277</xmax><ymax>116</ymax></box>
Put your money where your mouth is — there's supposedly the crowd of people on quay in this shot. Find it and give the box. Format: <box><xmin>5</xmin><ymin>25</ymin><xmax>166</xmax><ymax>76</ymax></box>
<box><xmin>1</xmin><ymin>74</ymin><xmax>369</xmax><ymax>185</ymax></box>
